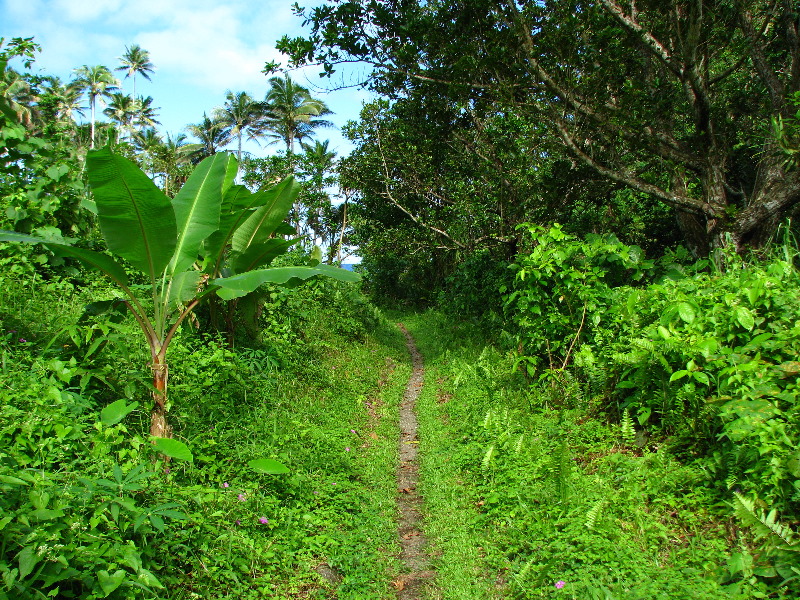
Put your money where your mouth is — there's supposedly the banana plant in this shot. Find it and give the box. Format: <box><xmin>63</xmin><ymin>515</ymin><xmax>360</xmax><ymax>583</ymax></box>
<box><xmin>0</xmin><ymin>147</ymin><xmax>359</xmax><ymax>438</ymax></box>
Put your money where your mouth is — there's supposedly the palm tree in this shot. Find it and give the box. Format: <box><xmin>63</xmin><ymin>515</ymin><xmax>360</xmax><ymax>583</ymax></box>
<box><xmin>116</xmin><ymin>44</ymin><xmax>154</xmax><ymax>99</ymax></box>
<box><xmin>213</xmin><ymin>91</ymin><xmax>262</xmax><ymax>162</ymax></box>
<box><xmin>134</xmin><ymin>95</ymin><xmax>161</xmax><ymax>131</ymax></box>
<box><xmin>132</xmin><ymin>127</ymin><xmax>163</xmax><ymax>176</ymax></box>
<box><xmin>261</xmin><ymin>74</ymin><xmax>333</xmax><ymax>153</ymax></box>
<box><xmin>300</xmin><ymin>139</ymin><xmax>337</xmax><ymax>175</ymax></box>
<box><xmin>152</xmin><ymin>133</ymin><xmax>192</xmax><ymax>196</ymax></box>
<box><xmin>0</xmin><ymin>66</ymin><xmax>38</xmax><ymax>127</ymax></box>
<box><xmin>185</xmin><ymin>112</ymin><xmax>232</xmax><ymax>163</ymax></box>
<box><xmin>103</xmin><ymin>92</ymin><xmax>137</xmax><ymax>141</ymax></box>
<box><xmin>71</xmin><ymin>65</ymin><xmax>119</xmax><ymax>148</ymax></box>
<box><xmin>42</xmin><ymin>77</ymin><xmax>85</xmax><ymax>123</ymax></box>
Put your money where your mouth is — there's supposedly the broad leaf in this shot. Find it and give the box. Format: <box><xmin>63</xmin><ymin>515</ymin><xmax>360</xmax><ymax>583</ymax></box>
<box><xmin>231</xmin><ymin>177</ymin><xmax>298</xmax><ymax>254</ymax></box>
<box><xmin>166</xmin><ymin>270</ymin><xmax>203</xmax><ymax>310</ymax></box>
<box><xmin>213</xmin><ymin>265</ymin><xmax>361</xmax><ymax>301</ymax></box>
<box><xmin>101</xmin><ymin>399</ymin><xmax>140</xmax><ymax>426</ymax></box>
<box><xmin>169</xmin><ymin>153</ymin><xmax>235</xmax><ymax>274</ymax></box>
<box><xmin>0</xmin><ymin>231</ymin><xmax>131</xmax><ymax>289</ymax></box>
<box><xmin>86</xmin><ymin>147</ymin><xmax>177</xmax><ymax>279</ymax></box>
<box><xmin>249</xmin><ymin>458</ymin><xmax>290</xmax><ymax>474</ymax></box>
<box><xmin>97</xmin><ymin>569</ymin><xmax>126</xmax><ymax>597</ymax></box>
<box><xmin>232</xmin><ymin>237</ymin><xmax>299</xmax><ymax>273</ymax></box>
<box><xmin>676</xmin><ymin>302</ymin><xmax>695</xmax><ymax>324</ymax></box>
<box><xmin>152</xmin><ymin>437</ymin><xmax>193</xmax><ymax>462</ymax></box>
<box><xmin>18</xmin><ymin>546</ymin><xmax>38</xmax><ymax>579</ymax></box>
<box><xmin>735</xmin><ymin>306</ymin><xmax>755</xmax><ymax>331</ymax></box>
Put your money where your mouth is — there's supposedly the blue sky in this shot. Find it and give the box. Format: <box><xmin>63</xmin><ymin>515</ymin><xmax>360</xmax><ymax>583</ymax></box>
<box><xmin>1</xmin><ymin>0</ymin><xmax>375</xmax><ymax>158</ymax></box>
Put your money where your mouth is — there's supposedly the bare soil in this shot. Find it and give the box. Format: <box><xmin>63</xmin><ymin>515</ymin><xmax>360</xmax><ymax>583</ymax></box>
<box><xmin>393</xmin><ymin>324</ymin><xmax>435</xmax><ymax>598</ymax></box>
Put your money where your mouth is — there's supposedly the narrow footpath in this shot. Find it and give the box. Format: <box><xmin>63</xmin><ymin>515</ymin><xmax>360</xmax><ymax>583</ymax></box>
<box><xmin>394</xmin><ymin>324</ymin><xmax>434</xmax><ymax>598</ymax></box>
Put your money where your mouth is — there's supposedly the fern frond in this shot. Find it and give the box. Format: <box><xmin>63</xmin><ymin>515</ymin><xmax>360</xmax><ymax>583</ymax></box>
<box><xmin>585</xmin><ymin>499</ymin><xmax>607</xmax><ymax>530</ymax></box>
<box><xmin>482</xmin><ymin>444</ymin><xmax>496</xmax><ymax>471</ymax></box>
<box><xmin>733</xmin><ymin>492</ymin><xmax>797</xmax><ymax>548</ymax></box>
<box><xmin>620</xmin><ymin>409</ymin><xmax>636</xmax><ymax>445</ymax></box>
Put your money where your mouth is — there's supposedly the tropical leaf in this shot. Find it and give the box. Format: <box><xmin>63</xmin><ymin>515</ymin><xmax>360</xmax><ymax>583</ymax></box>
<box><xmin>231</xmin><ymin>177</ymin><xmax>298</xmax><ymax>254</ymax></box>
<box><xmin>100</xmin><ymin>399</ymin><xmax>140</xmax><ymax>426</ymax></box>
<box><xmin>152</xmin><ymin>437</ymin><xmax>193</xmax><ymax>462</ymax></box>
<box><xmin>249</xmin><ymin>458</ymin><xmax>290</xmax><ymax>474</ymax></box>
<box><xmin>97</xmin><ymin>569</ymin><xmax>126</xmax><ymax>597</ymax></box>
<box><xmin>166</xmin><ymin>270</ymin><xmax>203</xmax><ymax>310</ymax></box>
<box><xmin>213</xmin><ymin>264</ymin><xmax>360</xmax><ymax>301</ymax></box>
<box><xmin>232</xmin><ymin>237</ymin><xmax>299</xmax><ymax>272</ymax></box>
<box><xmin>0</xmin><ymin>231</ymin><xmax>131</xmax><ymax>289</ymax></box>
<box><xmin>169</xmin><ymin>153</ymin><xmax>235</xmax><ymax>274</ymax></box>
<box><xmin>86</xmin><ymin>147</ymin><xmax>177</xmax><ymax>279</ymax></box>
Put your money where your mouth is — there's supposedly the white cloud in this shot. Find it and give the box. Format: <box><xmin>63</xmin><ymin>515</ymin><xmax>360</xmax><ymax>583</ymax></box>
<box><xmin>134</xmin><ymin>1</ymin><xmax>298</xmax><ymax>94</ymax></box>
<box><xmin>1</xmin><ymin>0</ymin><xmax>371</xmax><ymax>152</ymax></box>
<box><xmin>50</xmin><ymin>0</ymin><xmax>126</xmax><ymax>24</ymax></box>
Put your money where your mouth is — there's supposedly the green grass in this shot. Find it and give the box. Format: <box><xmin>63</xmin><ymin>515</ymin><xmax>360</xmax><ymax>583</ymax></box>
<box><xmin>0</xmin><ymin>274</ymin><xmax>410</xmax><ymax>599</ymax></box>
<box><xmin>401</xmin><ymin>310</ymin><xmax>785</xmax><ymax>600</ymax></box>
<box><xmin>1</xmin><ymin>276</ymin><xmax>792</xmax><ymax>599</ymax></box>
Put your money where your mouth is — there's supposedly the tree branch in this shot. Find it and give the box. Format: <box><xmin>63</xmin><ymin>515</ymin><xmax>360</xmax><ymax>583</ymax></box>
<box><xmin>374</xmin><ymin>126</ymin><xmax>466</xmax><ymax>248</ymax></box>
<box><xmin>555</xmin><ymin>121</ymin><xmax>723</xmax><ymax>218</ymax></box>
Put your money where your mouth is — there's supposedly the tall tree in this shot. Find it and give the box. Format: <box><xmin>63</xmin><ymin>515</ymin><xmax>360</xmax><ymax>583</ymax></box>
<box><xmin>132</xmin><ymin>127</ymin><xmax>163</xmax><ymax>176</ymax></box>
<box><xmin>103</xmin><ymin>92</ymin><xmax>137</xmax><ymax>141</ymax></box>
<box><xmin>42</xmin><ymin>76</ymin><xmax>85</xmax><ymax>123</ymax></box>
<box><xmin>213</xmin><ymin>90</ymin><xmax>262</xmax><ymax>162</ymax></box>
<box><xmin>116</xmin><ymin>44</ymin><xmax>154</xmax><ymax>99</ymax></box>
<box><xmin>71</xmin><ymin>65</ymin><xmax>119</xmax><ymax>148</ymax></box>
<box><xmin>261</xmin><ymin>74</ymin><xmax>333</xmax><ymax>153</ymax></box>
<box><xmin>185</xmin><ymin>112</ymin><xmax>232</xmax><ymax>163</ymax></box>
<box><xmin>279</xmin><ymin>0</ymin><xmax>800</xmax><ymax>255</ymax></box>
<box><xmin>134</xmin><ymin>95</ymin><xmax>160</xmax><ymax>131</ymax></box>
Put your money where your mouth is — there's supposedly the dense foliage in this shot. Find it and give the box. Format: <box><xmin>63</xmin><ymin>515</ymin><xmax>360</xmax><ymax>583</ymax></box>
<box><xmin>280</xmin><ymin>0</ymin><xmax>800</xmax><ymax>295</ymax></box>
<box><xmin>0</xmin><ymin>274</ymin><xmax>403</xmax><ymax>599</ymax></box>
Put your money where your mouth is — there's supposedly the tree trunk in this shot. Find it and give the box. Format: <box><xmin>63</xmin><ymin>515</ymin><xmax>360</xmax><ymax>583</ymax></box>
<box><xmin>150</xmin><ymin>356</ymin><xmax>171</xmax><ymax>438</ymax></box>
<box><xmin>337</xmin><ymin>195</ymin><xmax>348</xmax><ymax>263</ymax></box>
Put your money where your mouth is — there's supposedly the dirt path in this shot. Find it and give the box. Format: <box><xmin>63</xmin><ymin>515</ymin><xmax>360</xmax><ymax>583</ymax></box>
<box><xmin>393</xmin><ymin>324</ymin><xmax>434</xmax><ymax>598</ymax></box>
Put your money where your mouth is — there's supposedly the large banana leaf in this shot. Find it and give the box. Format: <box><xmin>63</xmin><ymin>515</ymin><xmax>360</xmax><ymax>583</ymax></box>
<box><xmin>201</xmin><ymin>185</ymin><xmax>256</xmax><ymax>269</ymax></box>
<box><xmin>86</xmin><ymin>147</ymin><xmax>177</xmax><ymax>279</ymax></box>
<box><xmin>230</xmin><ymin>177</ymin><xmax>298</xmax><ymax>255</ymax></box>
<box><xmin>213</xmin><ymin>265</ymin><xmax>360</xmax><ymax>301</ymax></box>
<box><xmin>202</xmin><ymin>178</ymin><xmax>298</xmax><ymax>276</ymax></box>
<box><xmin>169</xmin><ymin>153</ymin><xmax>235</xmax><ymax>275</ymax></box>
<box><xmin>232</xmin><ymin>238</ymin><xmax>299</xmax><ymax>273</ymax></box>
<box><xmin>166</xmin><ymin>271</ymin><xmax>204</xmax><ymax>311</ymax></box>
<box><xmin>0</xmin><ymin>231</ymin><xmax>130</xmax><ymax>289</ymax></box>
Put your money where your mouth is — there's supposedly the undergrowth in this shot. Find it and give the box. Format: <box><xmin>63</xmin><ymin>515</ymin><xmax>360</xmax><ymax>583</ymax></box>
<box><xmin>0</xmin><ymin>273</ymin><xmax>408</xmax><ymax>599</ymax></box>
<box><xmin>403</xmin><ymin>309</ymin><xmax>793</xmax><ymax>600</ymax></box>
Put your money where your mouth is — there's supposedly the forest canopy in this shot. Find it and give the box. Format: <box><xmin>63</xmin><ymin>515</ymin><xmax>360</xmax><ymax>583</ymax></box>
<box><xmin>279</xmin><ymin>0</ymin><xmax>800</xmax><ymax>266</ymax></box>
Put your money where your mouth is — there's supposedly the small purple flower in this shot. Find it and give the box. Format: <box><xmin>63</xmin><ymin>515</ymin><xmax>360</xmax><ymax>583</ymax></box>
<box><xmin>313</xmin><ymin>490</ymin><xmax>319</xmax><ymax>495</ymax></box>
<box><xmin>259</xmin><ymin>517</ymin><xmax>269</xmax><ymax>524</ymax></box>
<box><xmin>222</xmin><ymin>482</ymin><xmax>229</xmax><ymax>488</ymax></box>
<box><xmin>345</xmin><ymin>447</ymin><xmax>350</xmax><ymax>452</ymax></box>
<box><xmin>350</xmin><ymin>429</ymin><xmax>356</xmax><ymax>434</ymax></box>
<box><xmin>18</xmin><ymin>338</ymin><xmax>26</xmax><ymax>343</ymax></box>
<box><xmin>332</xmin><ymin>482</ymin><xmax>337</xmax><ymax>485</ymax></box>
<box><xmin>235</xmin><ymin>520</ymin><xmax>241</xmax><ymax>526</ymax></box>
<box><xmin>164</xmin><ymin>468</ymin><xmax>170</xmax><ymax>474</ymax></box>
<box><xmin>237</xmin><ymin>493</ymin><xmax>246</xmax><ymax>501</ymax></box>
<box><xmin>555</xmin><ymin>581</ymin><xmax>566</xmax><ymax>589</ymax></box>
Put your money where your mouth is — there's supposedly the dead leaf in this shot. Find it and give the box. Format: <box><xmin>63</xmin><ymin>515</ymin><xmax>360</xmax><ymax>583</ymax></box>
<box><xmin>392</xmin><ymin>579</ymin><xmax>406</xmax><ymax>590</ymax></box>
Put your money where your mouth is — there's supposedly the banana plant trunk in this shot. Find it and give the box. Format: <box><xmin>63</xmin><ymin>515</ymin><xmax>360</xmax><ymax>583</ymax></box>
<box><xmin>150</xmin><ymin>355</ymin><xmax>171</xmax><ymax>438</ymax></box>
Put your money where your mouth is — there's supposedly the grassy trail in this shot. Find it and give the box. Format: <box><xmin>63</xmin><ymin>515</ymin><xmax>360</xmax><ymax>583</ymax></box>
<box><xmin>395</xmin><ymin>310</ymin><xmax>767</xmax><ymax>600</ymax></box>
<box><xmin>394</xmin><ymin>324</ymin><xmax>434</xmax><ymax>597</ymax></box>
